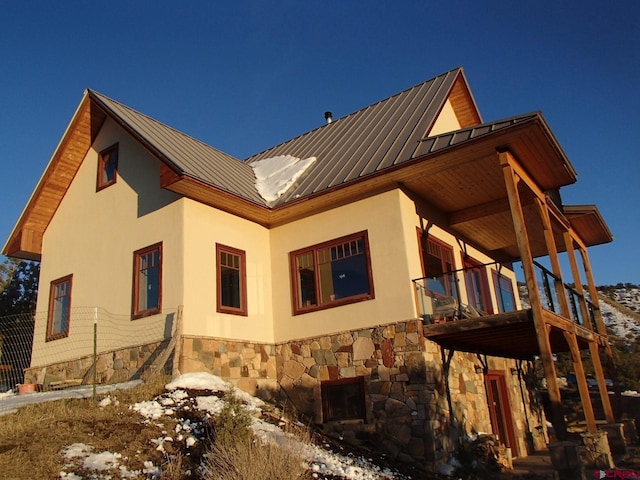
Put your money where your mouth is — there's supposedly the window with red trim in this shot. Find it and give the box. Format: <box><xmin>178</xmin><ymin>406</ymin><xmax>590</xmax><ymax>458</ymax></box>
<box><xmin>216</xmin><ymin>243</ymin><xmax>247</xmax><ymax>316</ymax></box>
<box><xmin>290</xmin><ymin>231</ymin><xmax>374</xmax><ymax>314</ymax></box>
<box><xmin>132</xmin><ymin>243</ymin><xmax>162</xmax><ymax>318</ymax></box>
<box><xmin>97</xmin><ymin>143</ymin><xmax>118</xmax><ymax>190</ymax></box>
<box><xmin>321</xmin><ymin>377</ymin><xmax>366</xmax><ymax>422</ymax></box>
<box><xmin>47</xmin><ymin>275</ymin><xmax>72</xmax><ymax>341</ymax></box>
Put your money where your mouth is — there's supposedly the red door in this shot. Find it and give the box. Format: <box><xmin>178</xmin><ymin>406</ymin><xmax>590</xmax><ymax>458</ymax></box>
<box><xmin>485</xmin><ymin>371</ymin><xmax>518</xmax><ymax>456</ymax></box>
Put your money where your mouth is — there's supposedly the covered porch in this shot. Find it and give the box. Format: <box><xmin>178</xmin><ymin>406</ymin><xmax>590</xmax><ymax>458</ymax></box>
<box><xmin>399</xmin><ymin>114</ymin><xmax>615</xmax><ymax>441</ymax></box>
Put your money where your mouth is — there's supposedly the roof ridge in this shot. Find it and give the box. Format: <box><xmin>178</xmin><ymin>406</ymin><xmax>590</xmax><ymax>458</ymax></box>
<box><xmin>244</xmin><ymin>67</ymin><xmax>463</xmax><ymax>162</ymax></box>
<box><xmin>87</xmin><ymin>89</ymin><xmax>243</xmax><ymax>163</ymax></box>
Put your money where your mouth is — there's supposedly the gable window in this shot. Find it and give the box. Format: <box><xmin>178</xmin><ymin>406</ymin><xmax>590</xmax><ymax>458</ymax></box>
<box><xmin>97</xmin><ymin>143</ymin><xmax>118</xmax><ymax>190</ymax></box>
<box><xmin>47</xmin><ymin>275</ymin><xmax>72</xmax><ymax>341</ymax></box>
<box><xmin>290</xmin><ymin>231</ymin><xmax>374</xmax><ymax>314</ymax></box>
<box><xmin>492</xmin><ymin>270</ymin><xmax>516</xmax><ymax>313</ymax></box>
<box><xmin>132</xmin><ymin>243</ymin><xmax>162</xmax><ymax>319</ymax></box>
<box><xmin>321</xmin><ymin>377</ymin><xmax>366</xmax><ymax>422</ymax></box>
<box><xmin>463</xmin><ymin>255</ymin><xmax>492</xmax><ymax>314</ymax></box>
<box><xmin>216</xmin><ymin>243</ymin><xmax>247</xmax><ymax>316</ymax></box>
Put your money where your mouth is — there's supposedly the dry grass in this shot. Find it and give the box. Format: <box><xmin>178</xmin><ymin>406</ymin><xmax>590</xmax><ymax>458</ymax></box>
<box><xmin>0</xmin><ymin>375</ymin><xmax>317</xmax><ymax>480</ymax></box>
<box><xmin>0</xmin><ymin>375</ymin><xmax>175</xmax><ymax>479</ymax></box>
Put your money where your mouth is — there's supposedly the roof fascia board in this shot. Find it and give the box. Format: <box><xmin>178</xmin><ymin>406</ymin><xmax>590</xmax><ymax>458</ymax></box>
<box><xmin>88</xmin><ymin>90</ymin><xmax>184</xmax><ymax>176</ymax></box>
<box><xmin>2</xmin><ymin>90</ymin><xmax>92</xmax><ymax>258</ymax></box>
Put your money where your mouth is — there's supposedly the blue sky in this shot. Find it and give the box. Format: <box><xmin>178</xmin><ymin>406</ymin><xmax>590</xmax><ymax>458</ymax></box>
<box><xmin>1</xmin><ymin>1</ymin><xmax>638</xmax><ymax>285</ymax></box>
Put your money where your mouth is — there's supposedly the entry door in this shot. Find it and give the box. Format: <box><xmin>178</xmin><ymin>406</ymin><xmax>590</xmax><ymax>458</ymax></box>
<box><xmin>485</xmin><ymin>371</ymin><xmax>518</xmax><ymax>456</ymax></box>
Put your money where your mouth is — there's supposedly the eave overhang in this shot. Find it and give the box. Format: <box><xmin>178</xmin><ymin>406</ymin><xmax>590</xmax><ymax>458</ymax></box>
<box><xmin>3</xmin><ymin>97</ymin><xmax>610</xmax><ymax>266</ymax></box>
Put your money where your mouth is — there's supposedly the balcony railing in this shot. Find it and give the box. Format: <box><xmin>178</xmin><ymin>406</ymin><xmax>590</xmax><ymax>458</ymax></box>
<box><xmin>532</xmin><ymin>261</ymin><xmax>597</xmax><ymax>327</ymax></box>
<box><xmin>413</xmin><ymin>261</ymin><xmax>597</xmax><ymax>329</ymax></box>
<box><xmin>412</xmin><ymin>261</ymin><xmax>507</xmax><ymax>324</ymax></box>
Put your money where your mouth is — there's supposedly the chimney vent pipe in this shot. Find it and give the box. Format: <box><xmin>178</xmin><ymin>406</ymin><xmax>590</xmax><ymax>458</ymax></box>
<box><xmin>324</xmin><ymin>111</ymin><xmax>333</xmax><ymax>124</ymax></box>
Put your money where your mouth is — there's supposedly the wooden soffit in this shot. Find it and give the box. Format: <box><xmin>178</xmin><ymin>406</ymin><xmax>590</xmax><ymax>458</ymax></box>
<box><xmin>2</xmin><ymin>92</ymin><xmax>107</xmax><ymax>260</ymax></box>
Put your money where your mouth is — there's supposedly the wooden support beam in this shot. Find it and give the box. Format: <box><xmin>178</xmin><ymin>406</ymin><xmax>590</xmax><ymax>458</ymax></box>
<box><xmin>564</xmin><ymin>331</ymin><xmax>597</xmax><ymax>432</ymax></box>
<box><xmin>563</xmin><ymin>232</ymin><xmax>593</xmax><ymax>331</ymax></box>
<box><xmin>589</xmin><ymin>343</ymin><xmax>615</xmax><ymax>423</ymax></box>
<box><xmin>499</xmin><ymin>149</ymin><xmax>567</xmax><ymax>439</ymax></box>
<box><xmin>535</xmin><ymin>197</ymin><xmax>571</xmax><ymax>319</ymax></box>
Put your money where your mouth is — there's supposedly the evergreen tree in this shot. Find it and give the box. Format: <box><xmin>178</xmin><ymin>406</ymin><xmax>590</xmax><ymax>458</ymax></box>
<box><xmin>0</xmin><ymin>258</ymin><xmax>40</xmax><ymax>315</ymax></box>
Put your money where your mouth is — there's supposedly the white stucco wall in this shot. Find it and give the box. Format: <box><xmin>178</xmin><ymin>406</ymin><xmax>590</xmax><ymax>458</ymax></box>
<box><xmin>181</xmin><ymin>199</ymin><xmax>274</xmax><ymax>342</ymax></box>
<box><xmin>32</xmin><ymin>118</ymin><xmax>184</xmax><ymax>366</ymax></box>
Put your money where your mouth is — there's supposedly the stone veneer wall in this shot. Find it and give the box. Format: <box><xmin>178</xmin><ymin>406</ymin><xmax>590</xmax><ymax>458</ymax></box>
<box><xmin>25</xmin><ymin>340</ymin><xmax>169</xmax><ymax>386</ymax></box>
<box><xmin>178</xmin><ymin>320</ymin><xmax>547</xmax><ymax>466</ymax></box>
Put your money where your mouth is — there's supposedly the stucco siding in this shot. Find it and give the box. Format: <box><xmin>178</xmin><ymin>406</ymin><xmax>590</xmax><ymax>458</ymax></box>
<box><xmin>270</xmin><ymin>189</ymin><xmax>418</xmax><ymax>342</ymax></box>
<box><xmin>181</xmin><ymin>199</ymin><xmax>274</xmax><ymax>342</ymax></box>
<box><xmin>32</xmin><ymin>118</ymin><xmax>184</xmax><ymax>366</ymax></box>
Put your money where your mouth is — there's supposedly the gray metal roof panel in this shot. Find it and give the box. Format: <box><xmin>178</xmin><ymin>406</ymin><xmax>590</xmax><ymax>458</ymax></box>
<box><xmin>246</xmin><ymin>67</ymin><xmax>463</xmax><ymax>205</ymax></box>
<box><xmin>88</xmin><ymin>90</ymin><xmax>265</xmax><ymax>205</ymax></box>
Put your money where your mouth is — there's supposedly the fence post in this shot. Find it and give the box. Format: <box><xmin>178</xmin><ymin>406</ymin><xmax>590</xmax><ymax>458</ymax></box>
<box><xmin>172</xmin><ymin>306</ymin><xmax>183</xmax><ymax>376</ymax></box>
<box><xmin>93</xmin><ymin>307</ymin><xmax>97</xmax><ymax>402</ymax></box>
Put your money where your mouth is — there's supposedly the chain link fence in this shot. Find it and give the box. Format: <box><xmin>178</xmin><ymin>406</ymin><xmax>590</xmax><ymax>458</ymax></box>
<box><xmin>0</xmin><ymin>306</ymin><xmax>180</xmax><ymax>394</ymax></box>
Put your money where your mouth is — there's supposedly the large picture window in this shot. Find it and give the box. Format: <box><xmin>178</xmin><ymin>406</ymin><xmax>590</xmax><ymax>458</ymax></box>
<box><xmin>47</xmin><ymin>274</ymin><xmax>72</xmax><ymax>341</ymax></box>
<box><xmin>321</xmin><ymin>377</ymin><xmax>366</xmax><ymax>422</ymax></box>
<box><xmin>290</xmin><ymin>231</ymin><xmax>374</xmax><ymax>314</ymax></box>
<box><xmin>96</xmin><ymin>143</ymin><xmax>118</xmax><ymax>190</ymax></box>
<box><xmin>132</xmin><ymin>243</ymin><xmax>162</xmax><ymax>318</ymax></box>
<box><xmin>216</xmin><ymin>243</ymin><xmax>247</xmax><ymax>316</ymax></box>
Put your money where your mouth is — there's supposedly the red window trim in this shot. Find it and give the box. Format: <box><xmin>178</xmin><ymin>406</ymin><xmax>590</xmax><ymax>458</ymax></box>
<box><xmin>216</xmin><ymin>243</ymin><xmax>248</xmax><ymax>316</ymax></box>
<box><xmin>96</xmin><ymin>143</ymin><xmax>119</xmax><ymax>191</ymax></box>
<box><xmin>461</xmin><ymin>254</ymin><xmax>493</xmax><ymax>314</ymax></box>
<box><xmin>321</xmin><ymin>376</ymin><xmax>367</xmax><ymax>422</ymax></box>
<box><xmin>132</xmin><ymin>242</ymin><xmax>163</xmax><ymax>319</ymax></box>
<box><xmin>289</xmin><ymin>231</ymin><xmax>374</xmax><ymax>315</ymax></box>
<box><xmin>491</xmin><ymin>269</ymin><xmax>516</xmax><ymax>313</ymax></box>
<box><xmin>46</xmin><ymin>274</ymin><xmax>73</xmax><ymax>342</ymax></box>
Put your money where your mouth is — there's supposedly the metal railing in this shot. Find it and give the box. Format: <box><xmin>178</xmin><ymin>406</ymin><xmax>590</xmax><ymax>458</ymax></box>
<box><xmin>413</xmin><ymin>261</ymin><xmax>597</xmax><ymax>328</ymax></box>
<box><xmin>532</xmin><ymin>261</ymin><xmax>596</xmax><ymax>327</ymax></box>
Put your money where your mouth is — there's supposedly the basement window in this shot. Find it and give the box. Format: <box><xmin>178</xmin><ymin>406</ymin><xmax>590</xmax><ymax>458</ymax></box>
<box><xmin>97</xmin><ymin>143</ymin><xmax>119</xmax><ymax>190</ymax></box>
<box><xmin>321</xmin><ymin>377</ymin><xmax>366</xmax><ymax>422</ymax></box>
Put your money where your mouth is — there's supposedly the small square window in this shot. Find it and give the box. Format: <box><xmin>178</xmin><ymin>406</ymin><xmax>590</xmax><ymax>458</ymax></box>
<box><xmin>132</xmin><ymin>243</ymin><xmax>162</xmax><ymax>319</ymax></box>
<box><xmin>47</xmin><ymin>275</ymin><xmax>72</xmax><ymax>341</ymax></box>
<box><xmin>216</xmin><ymin>244</ymin><xmax>247</xmax><ymax>316</ymax></box>
<box><xmin>97</xmin><ymin>143</ymin><xmax>118</xmax><ymax>190</ymax></box>
<box><xmin>321</xmin><ymin>377</ymin><xmax>366</xmax><ymax>422</ymax></box>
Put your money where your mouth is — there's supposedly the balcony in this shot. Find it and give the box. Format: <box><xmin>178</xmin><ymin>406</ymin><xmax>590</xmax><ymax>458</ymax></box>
<box><xmin>412</xmin><ymin>262</ymin><xmax>601</xmax><ymax>359</ymax></box>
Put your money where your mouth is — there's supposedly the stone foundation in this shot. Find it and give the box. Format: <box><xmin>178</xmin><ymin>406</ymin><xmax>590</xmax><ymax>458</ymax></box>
<box><xmin>25</xmin><ymin>340</ymin><xmax>170</xmax><ymax>387</ymax></box>
<box><xmin>179</xmin><ymin>320</ymin><xmax>546</xmax><ymax>466</ymax></box>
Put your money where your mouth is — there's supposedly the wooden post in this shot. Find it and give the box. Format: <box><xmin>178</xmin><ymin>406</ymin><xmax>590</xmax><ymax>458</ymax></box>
<box><xmin>499</xmin><ymin>149</ymin><xmax>567</xmax><ymax>439</ymax></box>
<box><xmin>589</xmin><ymin>343</ymin><xmax>615</xmax><ymax>423</ymax></box>
<box><xmin>562</xmin><ymin>232</ymin><xmax>593</xmax><ymax>331</ymax></box>
<box><xmin>172</xmin><ymin>305</ymin><xmax>184</xmax><ymax>377</ymax></box>
<box><xmin>535</xmin><ymin>198</ymin><xmax>570</xmax><ymax>319</ymax></box>
<box><xmin>564</xmin><ymin>331</ymin><xmax>597</xmax><ymax>432</ymax></box>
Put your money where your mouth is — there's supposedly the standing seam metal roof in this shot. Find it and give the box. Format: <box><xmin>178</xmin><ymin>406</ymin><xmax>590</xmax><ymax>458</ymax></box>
<box><xmin>89</xmin><ymin>90</ymin><xmax>265</xmax><ymax>205</ymax></box>
<box><xmin>244</xmin><ymin>68</ymin><xmax>463</xmax><ymax>206</ymax></box>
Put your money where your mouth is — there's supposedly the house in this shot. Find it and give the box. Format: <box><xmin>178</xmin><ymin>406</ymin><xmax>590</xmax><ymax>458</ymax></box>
<box><xmin>2</xmin><ymin>67</ymin><xmax>616</xmax><ymax>467</ymax></box>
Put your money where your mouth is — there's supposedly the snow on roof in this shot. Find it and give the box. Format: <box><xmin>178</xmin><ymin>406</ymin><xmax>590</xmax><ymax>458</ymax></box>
<box><xmin>250</xmin><ymin>155</ymin><xmax>316</xmax><ymax>205</ymax></box>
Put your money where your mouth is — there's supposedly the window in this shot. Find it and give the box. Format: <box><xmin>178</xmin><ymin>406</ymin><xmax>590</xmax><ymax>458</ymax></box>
<box><xmin>492</xmin><ymin>270</ymin><xmax>516</xmax><ymax>313</ymax></box>
<box><xmin>47</xmin><ymin>275</ymin><xmax>72</xmax><ymax>341</ymax></box>
<box><xmin>216</xmin><ymin>243</ymin><xmax>247</xmax><ymax>315</ymax></box>
<box><xmin>419</xmin><ymin>232</ymin><xmax>456</xmax><ymax>297</ymax></box>
<box><xmin>463</xmin><ymin>255</ymin><xmax>492</xmax><ymax>313</ymax></box>
<box><xmin>321</xmin><ymin>377</ymin><xmax>366</xmax><ymax>422</ymax></box>
<box><xmin>132</xmin><ymin>243</ymin><xmax>162</xmax><ymax>318</ymax></box>
<box><xmin>97</xmin><ymin>143</ymin><xmax>118</xmax><ymax>190</ymax></box>
<box><xmin>290</xmin><ymin>231</ymin><xmax>374</xmax><ymax>314</ymax></box>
